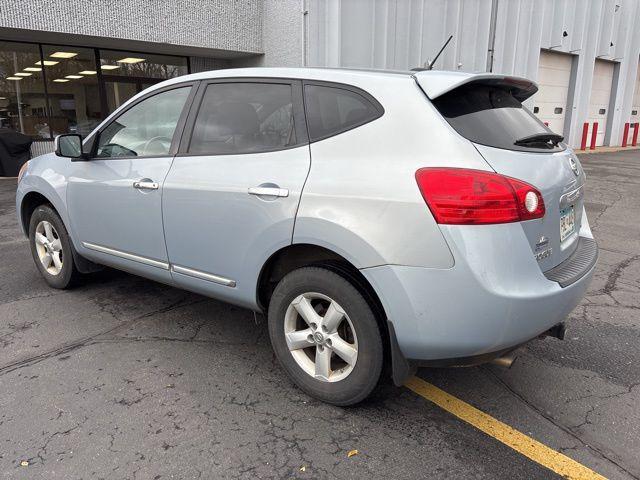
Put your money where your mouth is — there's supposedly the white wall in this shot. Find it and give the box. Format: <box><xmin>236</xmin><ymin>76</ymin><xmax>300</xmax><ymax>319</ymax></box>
<box><xmin>233</xmin><ymin>0</ymin><xmax>304</xmax><ymax>68</ymax></box>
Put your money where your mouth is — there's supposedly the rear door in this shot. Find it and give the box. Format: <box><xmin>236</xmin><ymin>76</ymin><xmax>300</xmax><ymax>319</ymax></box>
<box><xmin>419</xmin><ymin>75</ymin><xmax>585</xmax><ymax>271</ymax></box>
<box><xmin>162</xmin><ymin>79</ymin><xmax>310</xmax><ymax>308</ymax></box>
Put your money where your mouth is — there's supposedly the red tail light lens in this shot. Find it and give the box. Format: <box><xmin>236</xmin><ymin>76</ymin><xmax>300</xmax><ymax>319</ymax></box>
<box><xmin>415</xmin><ymin>168</ymin><xmax>545</xmax><ymax>225</ymax></box>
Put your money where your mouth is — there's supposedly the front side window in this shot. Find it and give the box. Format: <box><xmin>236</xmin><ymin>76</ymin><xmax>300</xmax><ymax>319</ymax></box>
<box><xmin>96</xmin><ymin>86</ymin><xmax>190</xmax><ymax>158</ymax></box>
<box><xmin>188</xmin><ymin>82</ymin><xmax>296</xmax><ymax>155</ymax></box>
<box><xmin>304</xmin><ymin>84</ymin><xmax>383</xmax><ymax>141</ymax></box>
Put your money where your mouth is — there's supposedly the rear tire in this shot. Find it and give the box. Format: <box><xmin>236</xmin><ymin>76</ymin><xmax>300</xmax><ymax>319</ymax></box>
<box><xmin>268</xmin><ymin>266</ymin><xmax>383</xmax><ymax>406</ymax></box>
<box><xmin>28</xmin><ymin>204</ymin><xmax>80</xmax><ymax>289</ymax></box>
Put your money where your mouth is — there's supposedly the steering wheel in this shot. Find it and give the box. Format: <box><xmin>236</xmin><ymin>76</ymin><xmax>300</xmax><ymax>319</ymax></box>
<box><xmin>141</xmin><ymin>136</ymin><xmax>172</xmax><ymax>156</ymax></box>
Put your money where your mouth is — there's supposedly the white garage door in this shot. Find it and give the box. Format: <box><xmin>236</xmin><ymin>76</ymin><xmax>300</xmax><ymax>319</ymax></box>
<box><xmin>533</xmin><ymin>50</ymin><xmax>572</xmax><ymax>136</ymax></box>
<box><xmin>631</xmin><ymin>62</ymin><xmax>640</xmax><ymax>134</ymax></box>
<box><xmin>588</xmin><ymin>59</ymin><xmax>615</xmax><ymax>147</ymax></box>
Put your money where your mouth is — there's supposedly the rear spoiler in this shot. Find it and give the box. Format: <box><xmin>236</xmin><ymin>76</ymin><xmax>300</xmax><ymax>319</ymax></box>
<box><xmin>413</xmin><ymin>71</ymin><xmax>538</xmax><ymax>102</ymax></box>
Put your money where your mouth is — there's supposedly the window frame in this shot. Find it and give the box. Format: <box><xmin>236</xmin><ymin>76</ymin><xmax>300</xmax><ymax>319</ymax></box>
<box><xmin>177</xmin><ymin>77</ymin><xmax>309</xmax><ymax>157</ymax></box>
<box><xmin>302</xmin><ymin>80</ymin><xmax>385</xmax><ymax>143</ymax></box>
<box><xmin>87</xmin><ymin>81</ymin><xmax>198</xmax><ymax>160</ymax></box>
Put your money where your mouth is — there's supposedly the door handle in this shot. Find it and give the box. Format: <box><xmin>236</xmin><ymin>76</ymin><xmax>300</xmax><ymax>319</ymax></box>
<box><xmin>133</xmin><ymin>180</ymin><xmax>159</xmax><ymax>190</ymax></box>
<box><xmin>248</xmin><ymin>186</ymin><xmax>289</xmax><ymax>198</ymax></box>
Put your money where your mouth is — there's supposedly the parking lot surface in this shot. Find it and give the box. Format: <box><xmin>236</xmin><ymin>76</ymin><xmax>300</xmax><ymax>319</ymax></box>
<box><xmin>1</xmin><ymin>149</ymin><xmax>639</xmax><ymax>479</ymax></box>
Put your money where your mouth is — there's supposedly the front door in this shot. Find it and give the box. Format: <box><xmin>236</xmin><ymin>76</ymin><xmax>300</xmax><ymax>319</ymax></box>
<box><xmin>67</xmin><ymin>84</ymin><xmax>194</xmax><ymax>282</ymax></box>
<box><xmin>162</xmin><ymin>80</ymin><xmax>310</xmax><ymax>308</ymax></box>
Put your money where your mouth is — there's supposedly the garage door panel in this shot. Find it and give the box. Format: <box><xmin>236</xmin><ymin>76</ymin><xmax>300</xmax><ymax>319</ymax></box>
<box><xmin>628</xmin><ymin>62</ymin><xmax>639</xmax><ymax>131</ymax></box>
<box><xmin>537</xmin><ymin>85</ymin><xmax>568</xmax><ymax>103</ymax></box>
<box><xmin>588</xmin><ymin>59</ymin><xmax>614</xmax><ymax>147</ymax></box>
<box><xmin>534</xmin><ymin>50</ymin><xmax>572</xmax><ymax>135</ymax></box>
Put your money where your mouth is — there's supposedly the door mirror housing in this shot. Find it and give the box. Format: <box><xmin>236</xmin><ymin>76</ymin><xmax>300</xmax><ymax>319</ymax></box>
<box><xmin>55</xmin><ymin>134</ymin><xmax>88</xmax><ymax>160</ymax></box>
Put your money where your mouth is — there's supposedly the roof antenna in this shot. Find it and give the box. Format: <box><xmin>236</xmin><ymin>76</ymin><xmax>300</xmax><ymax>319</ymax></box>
<box><xmin>411</xmin><ymin>35</ymin><xmax>453</xmax><ymax>71</ymax></box>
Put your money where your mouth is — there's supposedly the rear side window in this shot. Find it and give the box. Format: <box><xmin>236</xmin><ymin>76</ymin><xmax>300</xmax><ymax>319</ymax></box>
<box><xmin>432</xmin><ymin>85</ymin><xmax>564</xmax><ymax>152</ymax></box>
<box><xmin>188</xmin><ymin>82</ymin><xmax>296</xmax><ymax>155</ymax></box>
<box><xmin>304</xmin><ymin>84</ymin><xmax>383</xmax><ymax>141</ymax></box>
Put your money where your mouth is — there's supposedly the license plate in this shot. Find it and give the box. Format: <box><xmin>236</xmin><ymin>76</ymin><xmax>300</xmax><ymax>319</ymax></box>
<box><xmin>560</xmin><ymin>206</ymin><xmax>576</xmax><ymax>242</ymax></box>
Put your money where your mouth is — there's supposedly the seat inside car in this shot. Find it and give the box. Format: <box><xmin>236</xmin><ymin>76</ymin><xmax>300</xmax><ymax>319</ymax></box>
<box><xmin>192</xmin><ymin>101</ymin><xmax>260</xmax><ymax>154</ymax></box>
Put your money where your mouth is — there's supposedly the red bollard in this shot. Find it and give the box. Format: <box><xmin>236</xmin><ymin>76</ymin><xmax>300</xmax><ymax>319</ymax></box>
<box><xmin>590</xmin><ymin>122</ymin><xmax>598</xmax><ymax>150</ymax></box>
<box><xmin>580</xmin><ymin>122</ymin><xmax>589</xmax><ymax>150</ymax></box>
<box><xmin>633</xmin><ymin>123</ymin><xmax>639</xmax><ymax>147</ymax></box>
<box><xmin>622</xmin><ymin>123</ymin><xmax>630</xmax><ymax>147</ymax></box>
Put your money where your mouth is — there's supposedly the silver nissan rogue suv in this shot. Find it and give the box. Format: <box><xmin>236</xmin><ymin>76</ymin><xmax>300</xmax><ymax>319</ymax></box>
<box><xmin>17</xmin><ymin>68</ymin><xmax>597</xmax><ymax>405</ymax></box>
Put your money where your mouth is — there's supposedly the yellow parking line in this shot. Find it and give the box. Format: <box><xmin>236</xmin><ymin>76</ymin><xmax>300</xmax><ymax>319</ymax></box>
<box><xmin>405</xmin><ymin>376</ymin><xmax>607</xmax><ymax>480</ymax></box>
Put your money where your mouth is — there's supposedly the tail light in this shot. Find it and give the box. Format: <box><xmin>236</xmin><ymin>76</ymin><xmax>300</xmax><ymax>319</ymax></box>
<box><xmin>415</xmin><ymin>168</ymin><xmax>545</xmax><ymax>225</ymax></box>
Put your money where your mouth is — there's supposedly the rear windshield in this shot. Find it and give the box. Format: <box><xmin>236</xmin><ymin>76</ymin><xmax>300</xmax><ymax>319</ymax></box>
<box><xmin>432</xmin><ymin>85</ymin><xmax>565</xmax><ymax>153</ymax></box>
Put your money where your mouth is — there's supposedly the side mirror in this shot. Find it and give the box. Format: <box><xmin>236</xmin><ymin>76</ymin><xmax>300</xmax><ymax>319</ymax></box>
<box><xmin>55</xmin><ymin>134</ymin><xmax>87</xmax><ymax>160</ymax></box>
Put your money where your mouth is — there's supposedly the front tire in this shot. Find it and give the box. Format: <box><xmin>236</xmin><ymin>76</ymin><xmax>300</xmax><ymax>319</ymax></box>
<box><xmin>28</xmin><ymin>204</ymin><xmax>80</xmax><ymax>289</ymax></box>
<box><xmin>268</xmin><ymin>267</ymin><xmax>383</xmax><ymax>406</ymax></box>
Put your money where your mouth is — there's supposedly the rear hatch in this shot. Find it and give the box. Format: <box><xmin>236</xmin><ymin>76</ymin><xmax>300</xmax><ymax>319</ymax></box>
<box><xmin>415</xmin><ymin>72</ymin><xmax>585</xmax><ymax>271</ymax></box>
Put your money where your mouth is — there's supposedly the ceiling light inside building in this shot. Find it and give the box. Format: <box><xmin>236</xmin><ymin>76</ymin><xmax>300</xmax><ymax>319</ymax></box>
<box><xmin>50</xmin><ymin>51</ymin><xmax>78</xmax><ymax>58</ymax></box>
<box><xmin>14</xmin><ymin>72</ymin><xmax>32</xmax><ymax>77</ymax></box>
<box><xmin>79</xmin><ymin>70</ymin><xmax>97</xmax><ymax>75</ymax></box>
<box><xmin>65</xmin><ymin>75</ymin><xmax>83</xmax><ymax>79</ymax></box>
<box><xmin>53</xmin><ymin>79</ymin><xmax>69</xmax><ymax>83</ymax></box>
<box><xmin>6</xmin><ymin>77</ymin><xmax>22</xmax><ymax>80</ymax></box>
<box><xmin>100</xmin><ymin>65</ymin><xmax>120</xmax><ymax>70</ymax></box>
<box><xmin>36</xmin><ymin>60</ymin><xmax>59</xmax><ymax>66</ymax></box>
<box><xmin>116</xmin><ymin>57</ymin><xmax>145</xmax><ymax>64</ymax></box>
<box><xmin>24</xmin><ymin>67</ymin><xmax>42</xmax><ymax>72</ymax></box>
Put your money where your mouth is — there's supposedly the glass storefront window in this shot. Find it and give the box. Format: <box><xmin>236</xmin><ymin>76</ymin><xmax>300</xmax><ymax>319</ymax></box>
<box><xmin>0</xmin><ymin>41</ymin><xmax>49</xmax><ymax>139</ymax></box>
<box><xmin>99</xmin><ymin>50</ymin><xmax>188</xmax><ymax>112</ymax></box>
<box><xmin>41</xmin><ymin>45</ymin><xmax>103</xmax><ymax>137</ymax></box>
<box><xmin>0</xmin><ymin>41</ymin><xmax>190</xmax><ymax>143</ymax></box>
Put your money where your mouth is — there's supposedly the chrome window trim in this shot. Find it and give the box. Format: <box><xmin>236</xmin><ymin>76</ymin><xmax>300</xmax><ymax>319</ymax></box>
<box><xmin>171</xmin><ymin>265</ymin><xmax>237</xmax><ymax>288</ymax></box>
<box><xmin>82</xmin><ymin>242</ymin><xmax>169</xmax><ymax>270</ymax></box>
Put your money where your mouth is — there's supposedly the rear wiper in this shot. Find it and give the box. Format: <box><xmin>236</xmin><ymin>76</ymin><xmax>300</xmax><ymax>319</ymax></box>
<box><xmin>514</xmin><ymin>133</ymin><xmax>564</xmax><ymax>148</ymax></box>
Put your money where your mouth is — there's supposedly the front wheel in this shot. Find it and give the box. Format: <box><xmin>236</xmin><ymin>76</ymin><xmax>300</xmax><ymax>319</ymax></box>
<box><xmin>28</xmin><ymin>204</ymin><xmax>80</xmax><ymax>289</ymax></box>
<box><xmin>267</xmin><ymin>267</ymin><xmax>383</xmax><ymax>406</ymax></box>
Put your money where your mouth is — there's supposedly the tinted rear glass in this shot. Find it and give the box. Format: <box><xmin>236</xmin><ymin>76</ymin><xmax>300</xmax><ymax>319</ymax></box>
<box><xmin>188</xmin><ymin>82</ymin><xmax>296</xmax><ymax>155</ymax></box>
<box><xmin>432</xmin><ymin>85</ymin><xmax>564</xmax><ymax>152</ymax></box>
<box><xmin>304</xmin><ymin>84</ymin><xmax>382</xmax><ymax>141</ymax></box>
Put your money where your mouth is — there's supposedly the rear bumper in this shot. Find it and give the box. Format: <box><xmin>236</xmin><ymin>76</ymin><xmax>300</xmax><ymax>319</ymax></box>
<box><xmin>361</xmin><ymin>224</ymin><xmax>597</xmax><ymax>363</ymax></box>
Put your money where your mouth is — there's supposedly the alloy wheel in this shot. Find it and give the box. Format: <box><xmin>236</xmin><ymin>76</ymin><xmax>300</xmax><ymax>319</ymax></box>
<box><xmin>283</xmin><ymin>292</ymin><xmax>358</xmax><ymax>382</ymax></box>
<box><xmin>34</xmin><ymin>220</ymin><xmax>63</xmax><ymax>276</ymax></box>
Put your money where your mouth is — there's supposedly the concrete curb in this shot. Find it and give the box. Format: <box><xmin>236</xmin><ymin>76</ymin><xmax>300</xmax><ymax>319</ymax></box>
<box><xmin>576</xmin><ymin>146</ymin><xmax>640</xmax><ymax>155</ymax></box>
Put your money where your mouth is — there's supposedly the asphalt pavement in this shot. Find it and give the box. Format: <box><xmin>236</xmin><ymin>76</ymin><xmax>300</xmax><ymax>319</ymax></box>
<box><xmin>0</xmin><ymin>149</ymin><xmax>638</xmax><ymax>479</ymax></box>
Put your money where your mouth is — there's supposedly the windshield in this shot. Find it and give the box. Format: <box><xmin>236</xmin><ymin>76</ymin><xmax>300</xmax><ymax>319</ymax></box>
<box><xmin>432</xmin><ymin>85</ymin><xmax>565</xmax><ymax>153</ymax></box>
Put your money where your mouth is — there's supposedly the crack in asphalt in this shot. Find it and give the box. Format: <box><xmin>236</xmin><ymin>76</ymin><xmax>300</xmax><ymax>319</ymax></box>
<box><xmin>0</xmin><ymin>296</ymin><xmax>205</xmax><ymax>377</ymax></box>
<box><xmin>482</xmin><ymin>366</ymin><xmax>640</xmax><ymax>480</ymax></box>
<box><xmin>31</xmin><ymin>416</ymin><xmax>89</xmax><ymax>467</ymax></box>
<box><xmin>596</xmin><ymin>255</ymin><xmax>640</xmax><ymax>297</ymax></box>
<box><xmin>590</xmin><ymin>190</ymin><xmax>623</xmax><ymax>231</ymax></box>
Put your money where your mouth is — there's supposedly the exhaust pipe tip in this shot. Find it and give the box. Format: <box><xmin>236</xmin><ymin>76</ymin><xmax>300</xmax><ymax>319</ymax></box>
<box><xmin>541</xmin><ymin>322</ymin><xmax>566</xmax><ymax>340</ymax></box>
<box><xmin>491</xmin><ymin>354</ymin><xmax>516</xmax><ymax>368</ymax></box>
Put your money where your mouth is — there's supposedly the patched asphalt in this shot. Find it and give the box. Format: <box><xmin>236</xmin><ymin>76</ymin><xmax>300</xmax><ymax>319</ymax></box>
<box><xmin>0</xmin><ymin>149</ymin><xmax>639</xmax><ymax>479</ymax></box>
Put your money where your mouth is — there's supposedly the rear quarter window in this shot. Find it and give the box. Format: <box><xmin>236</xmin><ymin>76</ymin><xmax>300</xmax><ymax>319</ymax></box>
<box><xmin>432</xmin><ymin>85</ymin><xmax>565</xmax><ymax>153</ymax></box>
<box><xmin>304</xmin><ymin>84</ymin><xmax>383</xmax><ymax>141</ymax></box>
